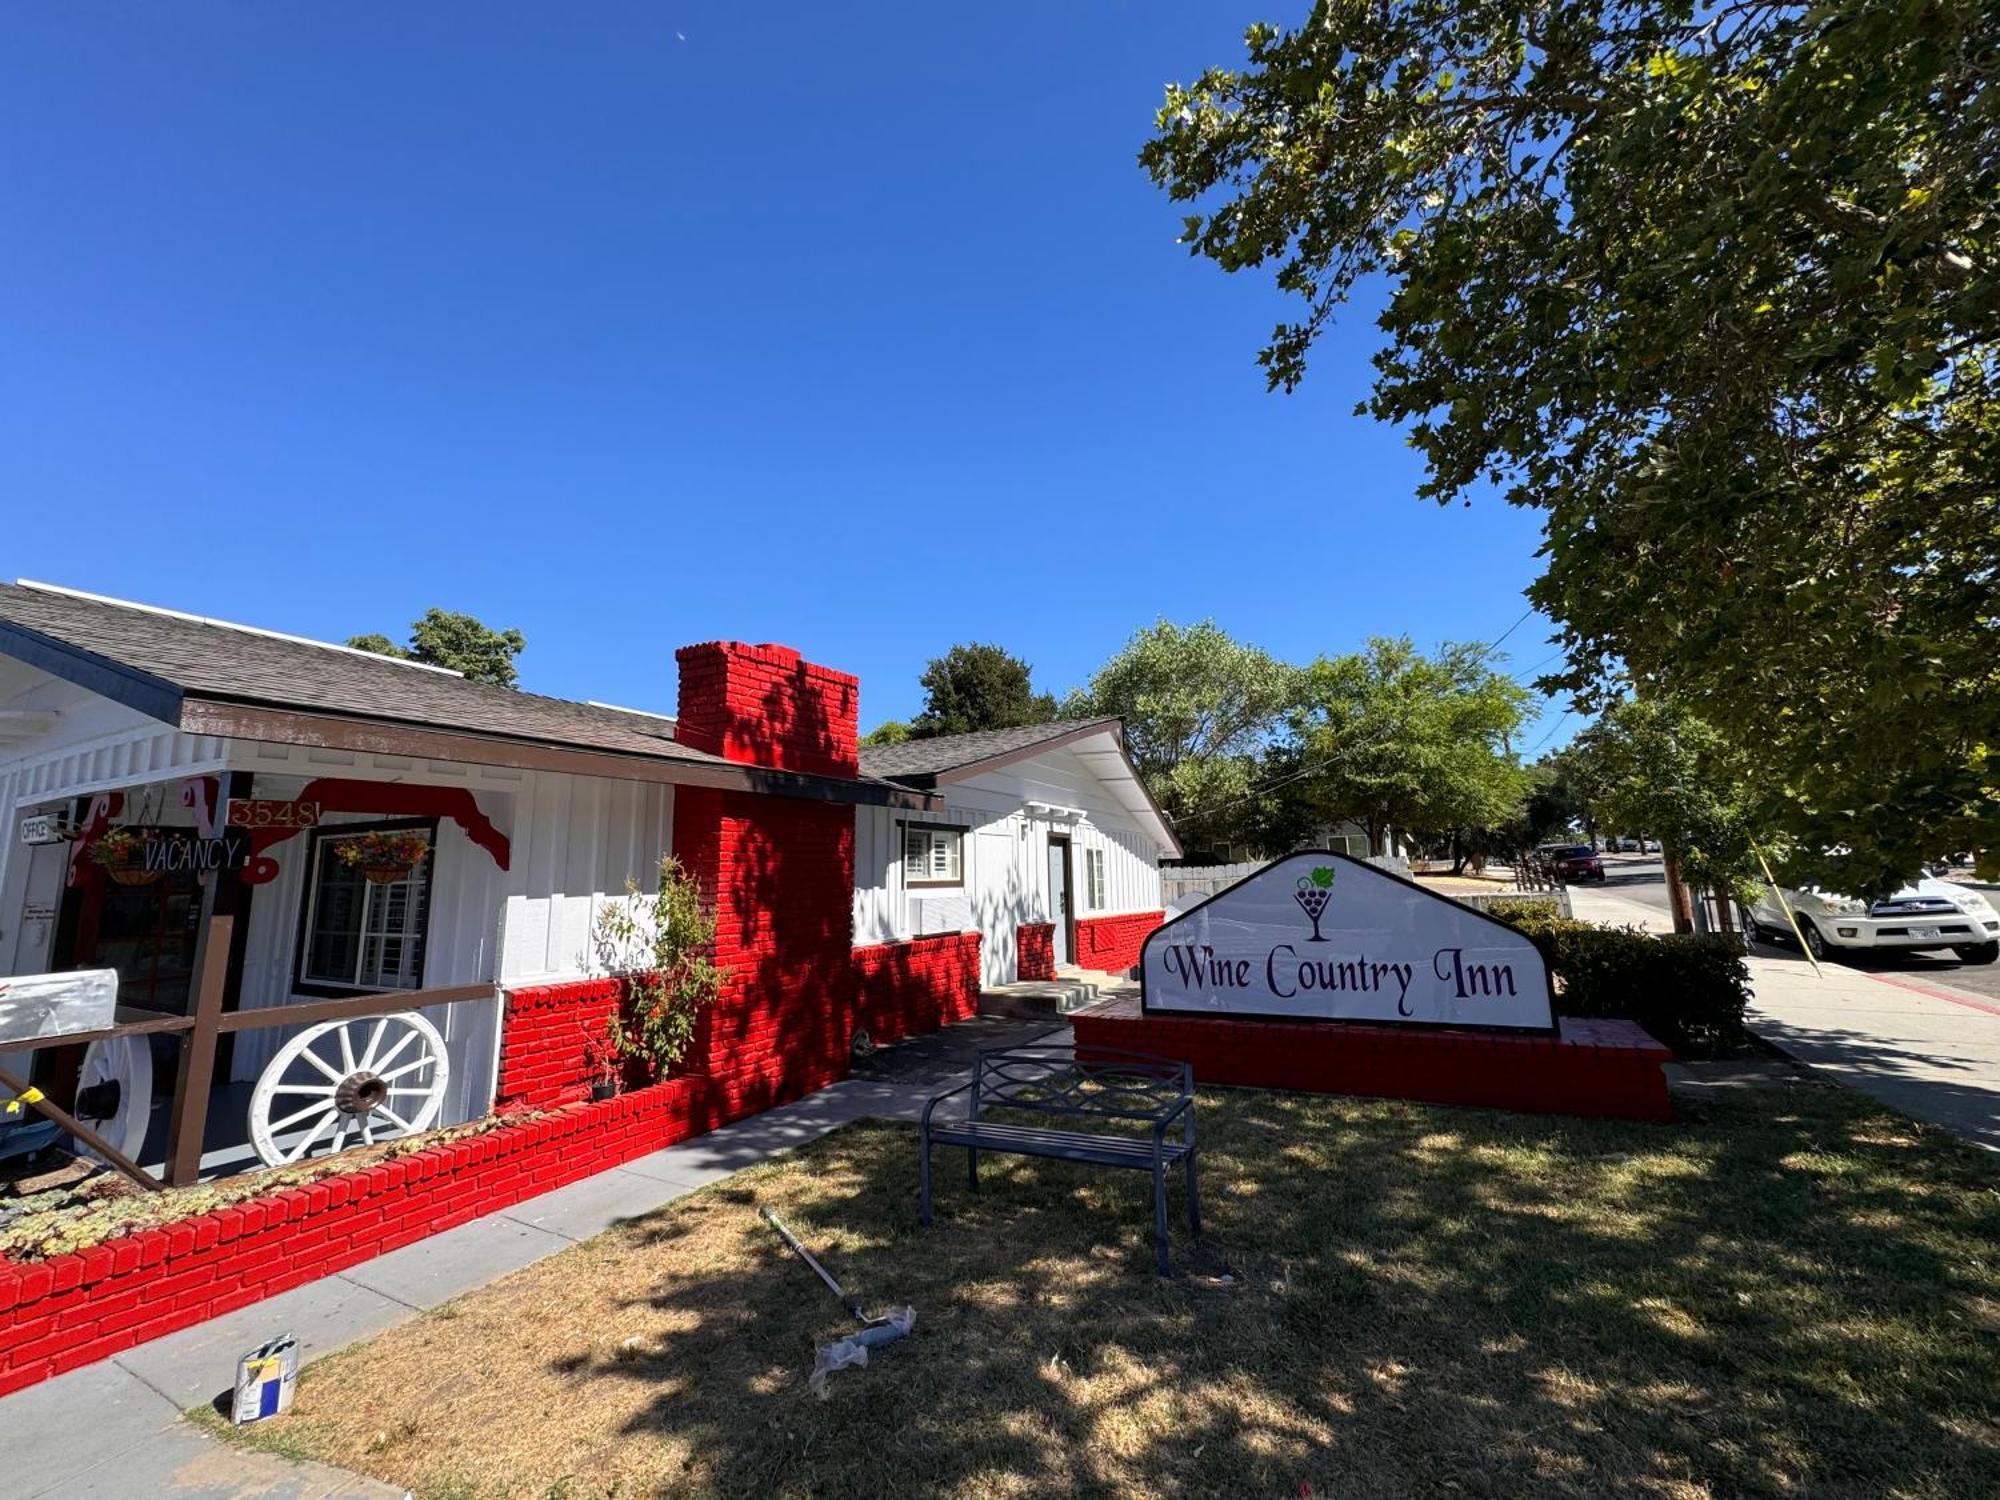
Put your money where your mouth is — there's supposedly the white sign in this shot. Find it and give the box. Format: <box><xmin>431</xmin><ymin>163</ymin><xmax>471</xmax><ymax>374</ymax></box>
<box><xmin>0</xmin><ymin>968</ymin><xmax>120</xmax><ymax>1045</ymax></box>
<box><xmin>1142</xmin><ymin>852</ymin><xmax>1554</xmax><ymax>1031</ymax></box>
<box><xmin>17</xmin><ymin>815</ymin><xmax>61</xmax><ymax>845</ymax></box>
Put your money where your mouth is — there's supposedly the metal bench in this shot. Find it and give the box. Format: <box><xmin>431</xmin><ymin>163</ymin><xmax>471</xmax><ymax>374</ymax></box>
<box><xmin>919</xmin><ymin>1046</ymin><xmax>1199</xmax><ymax>1274</ymax></box>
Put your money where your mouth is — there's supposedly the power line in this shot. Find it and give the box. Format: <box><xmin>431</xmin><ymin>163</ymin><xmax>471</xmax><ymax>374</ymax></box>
<box><xmin>1527</xmin><ymin>709</ymin><xmax>1574</xmax><ymax>753</ymax></box>
<box><xmin>1486</xmin><ymin>606</ymin><xmax>1535</xmax><ymax>652</ymax></box>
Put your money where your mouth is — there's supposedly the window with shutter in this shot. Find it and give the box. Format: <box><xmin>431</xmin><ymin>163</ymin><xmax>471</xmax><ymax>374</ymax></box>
<box><xmin>903</xmin><ymin>824</ymin><xmax>963</xmax><ymax>888</ymax></box>
<box><xmin>295</xmin><ymin>821</ymin><xmax>436</xmax><ymax>994</ymax></box>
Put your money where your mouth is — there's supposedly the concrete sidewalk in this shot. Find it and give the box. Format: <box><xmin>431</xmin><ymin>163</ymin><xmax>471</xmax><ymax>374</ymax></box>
<box><xmin>1569</xmin><ymin>881</ymin><xmax>1999</xmax><ymax>1149</ymax></box>
<box><xmin>1744</xmin><ymin>952</ymin><xmax>2000</xmax><ymax>1150</ymax></box>
<box><xmin>5</xmin><ymin>1025</ymin><xmax>1062</xmax><ymax>1499</ymax></box>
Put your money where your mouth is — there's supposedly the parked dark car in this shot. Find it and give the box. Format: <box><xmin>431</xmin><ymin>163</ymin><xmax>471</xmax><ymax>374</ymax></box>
<box><xmin>1537</xmin><ymin>843</ymin><xmax>1605</xmax><ymax>883</ymax></box>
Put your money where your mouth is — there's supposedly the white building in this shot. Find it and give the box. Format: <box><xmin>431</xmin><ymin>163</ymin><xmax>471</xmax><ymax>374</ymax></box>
<box><xmin>855</xmin><ymin>721</ymin><xmax>1179</xmax><ymax>986</ymax></box>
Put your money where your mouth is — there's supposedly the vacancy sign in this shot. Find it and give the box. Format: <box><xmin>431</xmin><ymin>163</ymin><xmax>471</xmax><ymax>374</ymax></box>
<box><xmin>1141</xmin><ymin>851</ymin><xmax>1554</xmax><ymax>1031</ymax></box>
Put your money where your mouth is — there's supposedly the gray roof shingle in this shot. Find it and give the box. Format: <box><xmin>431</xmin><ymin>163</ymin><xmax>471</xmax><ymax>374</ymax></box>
<box><xmin>0</xmin><ymin>582</ymin><xmax>729</xmax><ymax>765</ymax></box>
<box><xmin>859</xmin><ymin>719</ymin><xmax>1121</xmax><ymax>786</ymax></box>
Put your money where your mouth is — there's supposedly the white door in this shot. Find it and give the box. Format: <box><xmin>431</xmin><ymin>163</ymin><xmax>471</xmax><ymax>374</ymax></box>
<box><xmin>9</xmin><ymin>841</ymin><xmax>67</xmax><ymax>975</ymax></box>
<box><xmin>1047</xmin><ymin>838</ymin><xmax>1072</xmax><ymax>967</ymax></box>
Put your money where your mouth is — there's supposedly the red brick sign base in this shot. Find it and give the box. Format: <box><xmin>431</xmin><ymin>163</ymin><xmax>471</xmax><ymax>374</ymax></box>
<box><xmin>1072</xmin><ymin>998</ymin><xmax>1673</xmax><ymax>1122</ymax></box>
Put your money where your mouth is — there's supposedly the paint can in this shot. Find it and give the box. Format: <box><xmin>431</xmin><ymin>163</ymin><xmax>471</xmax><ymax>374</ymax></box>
<box><xmin>232</xmin><ymin>1333</ymin><xmax>298</xmax><ymax>1424</ymax></box>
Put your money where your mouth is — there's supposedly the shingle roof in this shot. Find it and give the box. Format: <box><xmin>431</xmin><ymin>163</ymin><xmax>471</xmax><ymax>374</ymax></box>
<box><xmin>859</xmin><ymin>719</ymin><xmax>1122</xmax><ymax>785</ymax></box>
<box><xmin>0</xmin><ymin>581</ymin><xmax>729</xmax><ymax>765</ymax></box>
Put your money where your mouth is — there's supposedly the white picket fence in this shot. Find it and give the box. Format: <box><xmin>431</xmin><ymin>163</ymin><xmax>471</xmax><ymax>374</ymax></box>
<box><xmin>1161</xmin><ymin>861</ymin><xmax>1570</xmax><ymax>918</ymax></box>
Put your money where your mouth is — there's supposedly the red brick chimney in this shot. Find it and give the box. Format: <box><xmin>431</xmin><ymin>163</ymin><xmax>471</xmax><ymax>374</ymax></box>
<box><xmin>674</xmin><ymin>642</ymin><xmax>860</xmax><ymax>780</ymax></box>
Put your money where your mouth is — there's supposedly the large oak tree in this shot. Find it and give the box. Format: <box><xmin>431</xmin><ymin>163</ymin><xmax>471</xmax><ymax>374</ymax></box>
<box><xmin>1144</xmin><ymin>1</ymin><xmax>1997</xmax><ymax>892</ymax></box>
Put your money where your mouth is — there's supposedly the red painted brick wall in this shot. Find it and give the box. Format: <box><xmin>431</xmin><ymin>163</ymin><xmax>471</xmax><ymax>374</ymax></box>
<box><xmin>1074</xmin><ymin>910</ymin><xmax>1164</xmax><ymax>973</ymax></box>
<box><xmin>674</xmin><ymin>641</ymin><xmax>859</xmax><ymax>780</ymax></box>
<box><xmin>1017</xmin><ymin>922</ymin><xmax>1055</xmax><ymax>982</ymax></box>
<box><xmin>496</xmin><ymin>977</ymin><xmax>625</xmax><ymax>1109</ymax></box>
<box><xmin>0</xmin><ymin>1077</ymin><xmax>707</xmax><ymax>1399</ymax></box>
<box><xmin>674</xmin><ymin>786</ymin><xmax>859</xmax><ymax>1123</ymax></box>
<box><xmin>854</xmin><ymin>932</ymin><xmax>981</xmax><ymax>1043</ymax></box>
<box><xmin>1071</xmin><ymin>1000</ymin><xmax>1672</xmax><ymax>1122</ymax></box>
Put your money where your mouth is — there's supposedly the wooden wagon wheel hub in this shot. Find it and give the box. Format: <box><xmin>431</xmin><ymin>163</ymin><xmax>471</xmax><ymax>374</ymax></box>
<box><xmin>333</xmin><ymin>1070</ymin><xmax>388</xmax><ymax>1116</ymax></box>
<box><xmin>248</xmin><ymin>1012</ymin><xmax>451</xmax><ymax>1167</ymax></box>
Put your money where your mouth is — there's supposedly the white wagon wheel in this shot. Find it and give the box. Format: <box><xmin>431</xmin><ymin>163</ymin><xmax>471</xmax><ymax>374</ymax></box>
<box><xmin>74</xmin><ymin>1035</ymin><xmax>154</xmax><ymax>1163</ymax></box>
<box><xmin>248</xmin><ymin>1012</ymin><xmax>450</xmax><ymax>1168</ymax></box>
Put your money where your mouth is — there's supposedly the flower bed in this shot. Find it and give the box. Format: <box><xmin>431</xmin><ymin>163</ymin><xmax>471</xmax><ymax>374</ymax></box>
<box><xmin>0</xmin><ymin>1074</ymin><xmax>709</xmax><ymax>1397</ymax></box>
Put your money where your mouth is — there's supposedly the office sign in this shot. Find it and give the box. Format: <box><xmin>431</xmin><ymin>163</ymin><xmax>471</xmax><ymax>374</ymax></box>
<box><xmin>1141</xmin><ymin>851</ymin><xmax>1554</xmax><ymax>1031</ymax></box>
<box><xmin>18</xmin><ymin>814</ymin><xmax>62</xmax><ymax>845</ymax></box>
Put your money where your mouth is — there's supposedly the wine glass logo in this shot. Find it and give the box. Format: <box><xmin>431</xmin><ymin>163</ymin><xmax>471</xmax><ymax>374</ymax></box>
<box><xmin>1293</xmin><ymin>866</ymin><xmax>1336</xmax><ymax>942</ymax></box>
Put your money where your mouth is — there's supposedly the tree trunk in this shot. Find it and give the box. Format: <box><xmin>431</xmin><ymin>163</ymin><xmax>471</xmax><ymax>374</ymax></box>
<box><xmin>1450</xmin><ymin>830</ymin><xmax>1467</xmax><ymax>876</ymax></box>
<box><xmin>1663</xmin><ymin>852</ymin><xmax>1696</xmax><ymax>934</ymax></box>
<box><xmin>1368</xmin><ymin>820</ymin><xmax>1384</xmax><ymax>857</ymax></box>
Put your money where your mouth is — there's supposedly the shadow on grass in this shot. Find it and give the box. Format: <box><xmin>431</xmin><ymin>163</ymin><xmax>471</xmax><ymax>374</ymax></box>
<box><xmin>607</xmin><ymin>1092</ymin><xmax>1998</xmax><ymax>1494</ymax></box>
<box><xmin>247</xmin><ymin>1083</ymin><xmax>2000</xmax><ymax>1499</ymax></box>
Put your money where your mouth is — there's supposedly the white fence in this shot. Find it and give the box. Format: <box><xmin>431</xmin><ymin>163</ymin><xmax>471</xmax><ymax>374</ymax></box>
<box><xmin>1162</xmin><ymin>862</ymin><xmax>1570</xmax><ymax>919</ymax></box>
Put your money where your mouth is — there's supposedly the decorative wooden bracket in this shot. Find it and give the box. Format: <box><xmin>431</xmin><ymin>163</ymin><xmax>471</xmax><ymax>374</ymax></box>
<box><xmin>64</xmin><ymin>791</ymin><xmax>125</xmax><ymax>889</ymax></box>
<box><xmin>240</xmin><ymin>778</ymin><xmax>511</xmax><ymax>885</ymax></box>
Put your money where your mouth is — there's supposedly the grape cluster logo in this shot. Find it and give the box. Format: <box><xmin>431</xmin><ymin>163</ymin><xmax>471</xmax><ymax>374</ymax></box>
<box><xmin>1293</xmin><ymin>865</ymin><xmax>1336</xmax><ymax>941</ymax></box>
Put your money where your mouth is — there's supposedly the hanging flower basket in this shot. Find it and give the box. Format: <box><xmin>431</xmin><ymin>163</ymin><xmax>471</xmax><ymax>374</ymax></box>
<box><xmin>87</xmin><ymin>829</ymin><xmax>161</xmax><ymax>887</ymax></box>
<box><xmin>332</xmin><ymin>830</ymin><xmax>430</xmax><ymax>885</ymax></box>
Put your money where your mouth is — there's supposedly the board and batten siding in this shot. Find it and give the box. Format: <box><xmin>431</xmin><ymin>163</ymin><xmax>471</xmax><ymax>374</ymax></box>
<box><xmin>0</xmin><ymin>677</ymin><xmax>676</xmax><ymax>1131</ymax></box>
<box><xmin>222</xmin><ymin>743</ymin><xmax>674</xmax><ymax>1126</ymax></box>
<box><xmin>853</xmin><ymin>743</ymin><xmax>1164</xmax><ymax>987</ymax></box>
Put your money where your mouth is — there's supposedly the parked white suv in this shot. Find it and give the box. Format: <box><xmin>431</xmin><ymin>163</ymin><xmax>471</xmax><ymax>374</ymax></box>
<box><xmin>1747</xmin><ymin>875</ymin><xmax>2000</xmax><ymax>964</ymax></box>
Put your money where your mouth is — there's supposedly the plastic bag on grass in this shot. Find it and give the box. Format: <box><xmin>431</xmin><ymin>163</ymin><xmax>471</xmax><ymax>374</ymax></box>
<box><xmin>808</xmin><ymin>1305</ymin><xmax>916</xmax><ymax>1397</ymax></box>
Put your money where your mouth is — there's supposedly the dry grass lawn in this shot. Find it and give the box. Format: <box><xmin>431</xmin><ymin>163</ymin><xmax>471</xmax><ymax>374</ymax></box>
<box><xmin>198</xmin><ymin>1081</ymin><xmax>2000</xmax><ymax>1498</ymax></box>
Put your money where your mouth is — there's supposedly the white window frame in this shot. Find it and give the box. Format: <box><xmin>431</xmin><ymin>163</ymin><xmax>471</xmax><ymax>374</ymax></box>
<box><xmin>902</xmin><ymin>823</ymin><xmax>964</xmax><ymax>889</ymax></box>
<box><xmin>1083</xmin><ymin>846</ymin><xmax>1107</xmax><ymax>911</ymax></box>
<box><xmin>295</xmin><ymin>821</ymin><xmax>436</xmax><ymax>994</ymax></box>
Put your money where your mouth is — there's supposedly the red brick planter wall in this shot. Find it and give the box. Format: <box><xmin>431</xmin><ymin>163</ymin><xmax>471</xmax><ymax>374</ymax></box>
<box><xmin>496</xmin><ymin>976</ymin><xmax>625</xmax><ymax>1109</ymax></box>
<box><xmin>1016</xmin><ymin>923</ymin><xmax>1055</xmax><ymax>982</ymax></box>
<box><xmin>1074</xmin><ymin>910</ymin><xmax>1164</xmax><ymax>973</ymax></box>
<box><xmin>854</xmin><ymin>932</ymin><xmax>981</xmax><ymax>1043</ymax></box>
<box><xmin>1072</xmin><ymin>999</ymin><xmax>1672</xmax><ymax>1122</ymax></box>
<box><xmin>0</xmin><ymin>1076</ymin><xmax>708</xmax><ymax>1399</ymax></box>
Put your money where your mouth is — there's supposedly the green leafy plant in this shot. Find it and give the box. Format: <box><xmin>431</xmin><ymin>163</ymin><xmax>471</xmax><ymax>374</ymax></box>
<box><xmin>1488</xmin><ymin>902</ymin><xmax>1750</xmax><ymax>1058</ymax></box>
<box><xmin>581</xmin><ymin>1016</ymin><xmax>624</xmax><ymax>1093</ymax></box>
<box><xmin>590</xmin><ymin>855</ymin><xmax>724</xmax><ymax>1081</ymax></box>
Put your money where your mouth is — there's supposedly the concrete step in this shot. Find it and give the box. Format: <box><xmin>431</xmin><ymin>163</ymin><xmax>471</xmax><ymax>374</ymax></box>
<box><xmin>979</xmin><ymin>977</ymin><xmax>1101</xmax><ymax>1019</ymax></box>
<box><xmin>979</xmin><ymin>968</ymin><xmax>1139</xmax><ymax>1019</ymax></box>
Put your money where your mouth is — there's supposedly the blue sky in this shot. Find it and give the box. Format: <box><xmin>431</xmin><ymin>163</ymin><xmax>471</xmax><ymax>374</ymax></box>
<box><xmin>0</xmin><ymin>3</ymin><xmax>1565</xmax><ymax>743</ymax></box>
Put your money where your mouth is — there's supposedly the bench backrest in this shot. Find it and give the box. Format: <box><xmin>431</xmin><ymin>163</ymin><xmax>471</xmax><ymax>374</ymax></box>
<box><xmin>970</xmin><ymin>1046</ymin><xmax>1191</xmax><ymax>1124</ymax></box>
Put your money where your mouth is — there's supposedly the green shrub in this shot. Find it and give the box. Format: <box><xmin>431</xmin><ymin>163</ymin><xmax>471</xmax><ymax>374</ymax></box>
<box><xmin>1486</xmin><ymin>902</ymin><xmax>1751</xmax><ymax>1057</ymax></box>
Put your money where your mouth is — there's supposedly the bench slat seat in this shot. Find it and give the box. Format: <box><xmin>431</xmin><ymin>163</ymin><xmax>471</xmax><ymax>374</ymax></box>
<box><xmin>919</xmin><ymin>1046</ymin><xmax>1200</xmax><ymax>1273</ymax></box>
<box><xmin>924</xmin><ymin>1119</ymin><xmax>1193</xmax><ymax>1169</ymax></box>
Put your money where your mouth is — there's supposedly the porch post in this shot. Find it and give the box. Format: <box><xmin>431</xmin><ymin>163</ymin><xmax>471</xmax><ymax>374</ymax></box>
<box><xmin>165</xmin><ymin>770</ymin><xmax>252</xmax><ymax>1187</ymax></box>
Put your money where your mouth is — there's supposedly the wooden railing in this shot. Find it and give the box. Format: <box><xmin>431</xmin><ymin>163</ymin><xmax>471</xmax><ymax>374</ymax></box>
<box><xmin>8</xmin><ymin>978</ymin><xmax>497</xmax><ymax>1187</ymax></box>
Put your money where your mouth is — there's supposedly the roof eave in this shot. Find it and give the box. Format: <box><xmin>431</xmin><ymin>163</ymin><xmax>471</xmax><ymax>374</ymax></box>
<box><xmin>924</xmin><ymin>719</ymin><xmax>1127</xmax><ymax>788</ymax></box>
<box><xmin>0</xmin><ymin>618</ymin><xmax>185</xmax><ymax>726</ymax></box>
<box><xmin>174</xmin><ymin>698</ymin><xmax>942</xmax><ymax>810</ymax></box>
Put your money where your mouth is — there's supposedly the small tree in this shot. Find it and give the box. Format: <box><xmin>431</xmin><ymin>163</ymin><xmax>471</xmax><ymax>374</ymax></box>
<box><xmin>862</xmin><ymin>719</ymin><xmax>913</xmax><ymax>747</ymax></box>
<box><xmin>910</xmin><ymin>644</ymin><xmax>1058</xmax><ymax>738</ymax></box>
<box><xmin>1569</xmin><ymin>700</ymin><xmax>1760</xmax><ymax>930</ymax></box>
<box><xmin>1067</xmin><ymin>620</ymin><xmax>1296</xmax><ymax>831</ymax></box>
<box><xmin>590</xmin><ymin>855</ymin><xmax>724</xmax><ymax>1081</ymax></box>
<box><xmin>350</xmin><ymin>608</ymin><xmax>527</xmax><ymax>689</ymax></box>
<box><xmin>1283</xmin><ymin>638</ymin><xmax>1533</xmax><ymax>856</ymax></box>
